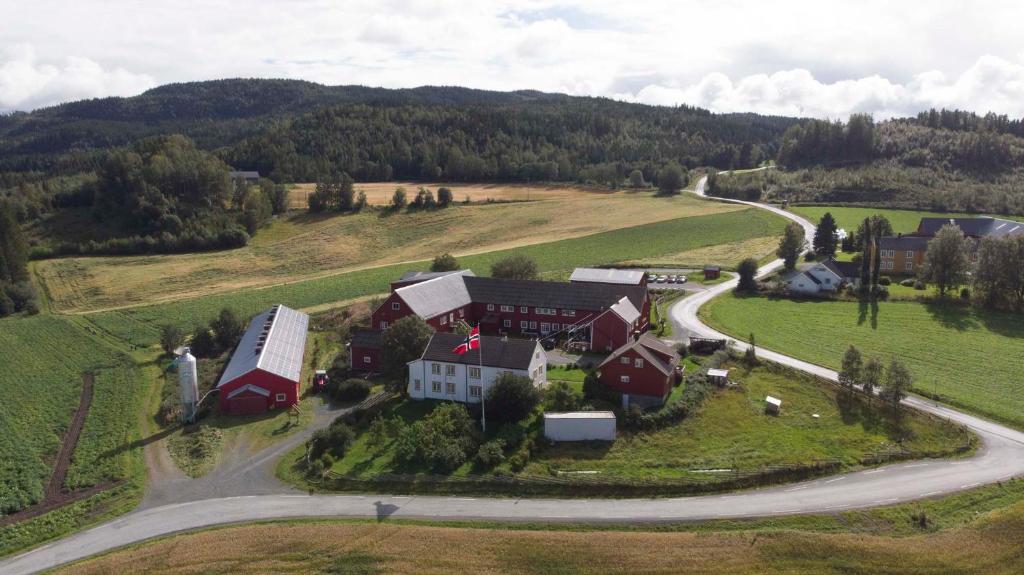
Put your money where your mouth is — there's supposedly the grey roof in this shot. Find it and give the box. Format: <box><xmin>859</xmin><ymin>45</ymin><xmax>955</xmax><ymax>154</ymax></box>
<box><xmin>608</xmin><ymin>296</ymin><xmax>641</xmax><ymax>324</ymax></box>
<box><xmin>394</xmin><ymin>271</ymin><xmax>474</xmax><ymax>319</ymax></box>
<box><xmin>350</xmin><ymin>330</ymin><xmax>382</xmax><ymax>349</ymax></box>
<box><xmin>398</xmin><ymin>269</ymin><xmax>476</xmax><ymax>282</ymax></box>
<box><xmin>217</xmin><ymin>304</ymin><xmax>309</xmax><ymax>388</ymax></box>
<box><xmin>570</xmin><ymin>267</ymin><xmax>645</xmax><ymax>285</ymax></box>
<box><xmin>879</xmin><ymin>235</ymin><xmax>931</xmax><ymax>251</ymax></box>
<box><xmin>917</xmin><ymin>217</ymin><xmax>1024</xmax><ymax>239</ymax></box>
<box><xmin>228</xmin><ymin>170</ymin><xmax>260</xmax><ymax>179</ymax></box>
<box><xmin>418</xmin><ymin>333</ymin><xmax>541</xmax><ymax>369</ymax></box>
<box><xmin>821</xmin><ymin>259</ymin><xmax>859</xmax><ymax>280</ymax></box>
<box><xmin>598</xmin><ymin>333</ymin><xmax>678</xmax><ymax>376</ymax></box>
<box><xmin>464</xmin><ymin>276</ymin><xmax>647</xmax><ymax>312</ymax></box>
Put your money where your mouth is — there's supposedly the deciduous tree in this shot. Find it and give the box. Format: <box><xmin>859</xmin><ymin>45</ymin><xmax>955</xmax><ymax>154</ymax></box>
<box><xmin>490</xmin><ymin>254</ymin><xmax>539</xmax><ymax>280</ymax></box>
<box><xmin>380</xmin><ymin>316</ymin><xmax>434</xmax><ymax>376</ymax></box>
<box><xmin>882</xmin><ymin>359</ymin><xmax>912</xmax><ymax>407</ymax></box>
<box><xmin>839</xmin><ymin>345</ymin><xmax>863</xmax><ymax>389</ymax></box>
<box><xmin>430</xmin><ymin>253</ymin><xmax>460</xmax><ymax>272</ymax></box>
<box><xmin>777</xmin><ymin>222</ymin><xmax>805</xmax><ymax>270</ymax></box>
<box><xmin>736</xmin><ymin>258</ymin><xmax>759</xmax><ymax>292</ymax></box>
<box><xmin>921</xmin><ymin>224</ymin><xmax>972</xmax><ymax>297</ymax></box>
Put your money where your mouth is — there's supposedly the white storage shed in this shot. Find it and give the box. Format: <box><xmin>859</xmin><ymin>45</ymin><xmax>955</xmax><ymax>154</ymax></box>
<box><xmin>543</xmin><ymin>412</ymin><xmax>617</xmax><ymax>442</ymax></box>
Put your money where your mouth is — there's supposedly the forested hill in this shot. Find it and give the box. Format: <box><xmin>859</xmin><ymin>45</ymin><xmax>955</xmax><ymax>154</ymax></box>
<box><xmin>0</xmin><ymin>79</ymin><xmax>799</xmax><ymax>179</ymax></box>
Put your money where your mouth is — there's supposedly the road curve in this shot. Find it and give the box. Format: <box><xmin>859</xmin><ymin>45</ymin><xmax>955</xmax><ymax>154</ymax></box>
<box><xmin>4</xmin><ymin>177</ymin><xmax>1024</xmax><ymax>575</ymax></box>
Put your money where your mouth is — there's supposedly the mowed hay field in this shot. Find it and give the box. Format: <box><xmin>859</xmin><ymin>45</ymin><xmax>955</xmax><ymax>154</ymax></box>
<box><xmin>83</xmin><ymin>208</ymin><xmax>785</xmax><ymax>348</ymax></box>
<box><xmin>0</xmin><ymin>315</ymin><xmax>140</xmax><ymax>515</ymax></box>
<box><xmin>36</xmin><ymin>187</ymin><xmax>734</xmax><ymax>314</ymax></box>
<box><xmin>288</xmin><ymin>181</ymin><xmax>604</xmax><ymax>208</ymax></box>
<box><xmin>701</xmin><ymin>294</ymin><xmax>1024</xmax><ymax>430</ymax></box>
<box><xmin>790</xmin><ymin>205</ymin><xmax>1024</xmax><ymax>234</ymax></box>
<box><xmin>59</xmin><ymin>506</ymin><xmax>1024</xmax><ymax>575</ymax></box>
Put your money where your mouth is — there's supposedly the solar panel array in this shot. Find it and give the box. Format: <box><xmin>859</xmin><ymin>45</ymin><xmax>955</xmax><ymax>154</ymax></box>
<box><xmin>217</xmin><ymin>304</ymin><xmax>309</xmax><ymax>387</ymax></box>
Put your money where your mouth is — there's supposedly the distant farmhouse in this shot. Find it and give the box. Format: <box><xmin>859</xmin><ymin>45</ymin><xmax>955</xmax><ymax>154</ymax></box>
<box><xmin>879</xmin><ymin>217</ymin><xmax>1024</xmax><ymax>275</ymax></box>
<box><xmin>598</xmin><ymin>333</ymin><xmax>682</xmax><ymax>407</ymax></box>
<box><xmin>351</xmin><ymin>269</ymin><xmax>650</xmax><ymax>372</ymax></box>
<box><xmin>783</xmin><ymin>259</ymin><xmax>859</xmax><ymax>295</ymax></box>
<box><xmin>228</xmin><ymin>170</ymin><xmax>261</xmax><ymax>184</ymax></box>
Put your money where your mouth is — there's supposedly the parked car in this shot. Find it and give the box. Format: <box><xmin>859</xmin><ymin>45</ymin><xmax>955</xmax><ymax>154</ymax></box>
<box><xmin>678</xmin><ymin>275</ymin><xmax>688</xmax><ymax>283</ymax></box>
<box><xmin>540</xmin><ymin>338</ymin><xmax>556</xmax><ymax>351</ymax></box>
<box><xmin>647</xmin><ymin>273</ymin><xmax>657</xmax><ymax>282</ymax></box>
<box><xmin>668</xmin><ymin>274</ymin><xmax>679</xmax><ymax>283</ymax></box>
<box><xmin>657</xmin><ymin>275</ymin><xmax>668</xmax><ymax>283</ymax></box>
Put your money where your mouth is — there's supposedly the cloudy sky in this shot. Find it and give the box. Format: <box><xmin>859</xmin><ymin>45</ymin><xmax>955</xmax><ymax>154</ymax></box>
<box><xmin>2</xmin><ymin>0</ymin><xmax>1024</xmax><ymax>118</ymax></box>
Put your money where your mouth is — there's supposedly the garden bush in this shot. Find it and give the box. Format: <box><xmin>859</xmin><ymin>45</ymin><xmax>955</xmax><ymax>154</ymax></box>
<box><xmin>879</xmin><ymin>276</ymin><xmax>892</xmax><ymax>286</ymax></box>
<box><xmin>900</xmin><ymin>278</ymin><xmax>916</xmax><ymax>287</ymax></box>
<box><xmin>331</xmin><ymin>378</ymin><xmax>371</xmax><ymax>402</ymax></box>
<box><xmin>475</xmin><ymin>439</ymin><xmax>506</xmax><ymax>468</ymax></box>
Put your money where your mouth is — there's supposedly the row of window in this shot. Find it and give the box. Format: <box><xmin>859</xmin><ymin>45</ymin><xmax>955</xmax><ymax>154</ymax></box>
<box><xmin>619</xmin><ymin>355</ymin><xmax>645</xmax><ymax>368</ymax></box>
<box><xmin>880</xmin><ymin>250</ymin><xmax>917</xmax><ymax>259</ymax></box>
<box><xmin>431</xmin><ymin>363</ymin><xmax>482</xmax><ymax>378</ymax></box>
<box><xmin>412</xmin><ymin>378</ymin><xmax>482</xmax><ymax>397</ymax></box>
<box><xmin>486</xmin><ymin>303</ymin><xmax>575</xmax><ymax>316</ymax></box>
<box><xmin>880</xmin><ymin>260</ymin><xmax>915</xmax><ymax>271</ymax></box>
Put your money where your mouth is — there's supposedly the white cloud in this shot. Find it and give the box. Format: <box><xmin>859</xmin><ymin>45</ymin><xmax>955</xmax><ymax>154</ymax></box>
<box><xmin>1</xmin><ymin>1</ymin><xmax>1023</xmax><ymax>119</ymax></box>
<box><xmin>0</xmin><ymin>44</ymin><xmax>155</xmax><ymax>112</ymax></box>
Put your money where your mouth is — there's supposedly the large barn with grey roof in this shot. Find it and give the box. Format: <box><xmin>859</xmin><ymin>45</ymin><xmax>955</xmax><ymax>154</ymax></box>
<box><xmin>217</xmin><ymin>304</ymin><xmax>309</xmax><ymax>414</ymax></box>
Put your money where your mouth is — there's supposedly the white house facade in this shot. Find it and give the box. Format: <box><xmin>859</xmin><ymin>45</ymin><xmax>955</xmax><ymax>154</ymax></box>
<box><xmin>407</xmin><ymin>333</ymin><xmax>547</xmax><ymax>403</ymax></box>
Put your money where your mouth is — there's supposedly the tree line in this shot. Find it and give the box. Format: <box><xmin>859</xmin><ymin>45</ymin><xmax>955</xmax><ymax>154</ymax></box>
<box><xmin>0</xmin><ymin>202</ymin><xmax>38</xmax><ymax>316</ymax></box>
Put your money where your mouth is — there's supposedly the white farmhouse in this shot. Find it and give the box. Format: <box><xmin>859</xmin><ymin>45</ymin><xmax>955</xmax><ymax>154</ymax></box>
<box><xmin>783</xmin><ymin>259</ymin><xmax>859</xmax><ymax>295</ymax></box>
<box><xmin>407</xmin><ymin>333</ymin><xmax>547</xmax><ymax>403</ymax></box>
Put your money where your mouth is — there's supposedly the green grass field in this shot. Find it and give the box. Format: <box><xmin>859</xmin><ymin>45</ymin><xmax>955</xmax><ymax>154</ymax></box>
<box><xmin>0</xmin><ymin>315</ymin><xmax>141</xmax><ymax>514</ymax></box>
<box><xmin>790</xmin><ymin>205</ymin><xmax>1024</xmax><ymax>234</ymax></box>
<box><xmin>85</xmin><ymin>207</ymin><xmax>786</xmax><ymax>348</ymax></box>
<box><xmin>526</xmin><ymin>362</ymin><xmax>967</xmax><ymax>479</ymax></box>
<box><xmin>701</xmin><ymin>293</ymin><xmax>1024</xmax><ymax>429</ymax></box>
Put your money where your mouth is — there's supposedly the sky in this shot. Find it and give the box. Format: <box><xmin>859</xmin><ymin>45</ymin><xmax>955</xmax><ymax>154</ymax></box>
<box><xmin>2</xmin><ymin>0</ymin><xmax>1024</xmax><ymax>118</ymax></box>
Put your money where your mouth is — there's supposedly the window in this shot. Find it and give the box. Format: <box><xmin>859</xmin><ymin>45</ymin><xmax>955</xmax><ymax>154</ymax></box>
<box><xmin>501</xmin><ymin>305</ymin><xmax>514</xmax><ymax>312</ymax></box>
<box><xmin>540</xmin><ymin>322</ymin><xmax>550</xmax><ymax>333</ymax></box>
<box><xmin>432</xmin><ymin>381</ymin><xmax>442</xmax><ymax>392</ymax></box>
<box><xmin>414</xmin><ymin>379</ymin><xmax>422</xmax><ymax>391</ymax></box>
<box><xmin>503</xmin><ymin>319</ymin><xmax>511</xmax><ymax>328</ymax></box>
<box><xmin>469</xmin><ymin>385</ymin><xmax>481</xmax><ymax>398</ymax></box>
<box><xmin>459</xmin><ymin>309</ymin><xmax>464</xmax><ymax>318</ymax></box>
<box><xmin>391</xmin><ymin>302</ymin><xmax>400</xmax><ymax>311</ymax></box>
<box><xmin>905</xmin><ymin>260</ymin><xmax>914</xmax><ymax>271</ymax></box>
<box><xmin>487</xmin><ymin>304</ymin><xmax>495</xmax><ymax>311</ymax></box>
<box><xmin>562</xmin><ymin>309</ymin><xmax>575</xmax><ymax>317</ymax></box>
<box><xmin>363</xmin><ymin>355</ymin><xmax>371</xmax><ymax>364</ymax></box>
<box><xmin>520</xmin><ymin>306</ymin><xmax>528</xmax><ymax>313</ymax></box>
<box><xmin>446</xmin><ymin>364</ymin><xmax>456</xmax><ymax>376</ymax></box>
<box><xmin>446</xmin><ymin>382</ymin><xmax>456</xmax><ymax>394</ymax></box>
<box><xmin>520</xmin><ymin>320</ymin><xmax>529</xmax><ymax>330</ymax></box>
<box><xmin>906</xmin><ymin>250</ymin><xmax>915</xmax><ymax>259</ymax></box>
<box><xmin>275</xmin><ymin>393</ymin><xmax>287</xmax><ymax>402</ymax></box>
<box><xmin>620</xmin><ymin>356</ymin><xmax>630</xmax><ymax>365</ymax></box>
<box><xmin>379</xmin><ymin>321</ymin><xmax>389</xmax><ymax>330</ymax></box>
<box><xmin>619</xmin><ymin>375</ymin><xmax>630</xmax><ymax>384</ymax></box>
<box><xmin>634</xmin><ymin>358</ymin><xmax>644</xmax><ymax>368</ymax></box>
<box><xmin>431</xmin><ymin>363</ymin><xmax>441</xmax><ymax>375</ymax></box>
<box><xmin>824</xmin><ymin>278</ymin><xmax>831</xmax><ymax>284</ymax></box>
<box><xmin>529</xmin><ymin>321</ymin><xmax>537</xmax><ymax>330</ymax></box>
<box><xmin>440</xmin><ymin>316</ymin><xmax>447</xmax><ymax>325</ymax></box>
<box><xmin>469</xmin><ymin>367</ymin><xmax>481</xmax><ymax>379</ymax></box>
<box><xmin>535</xmin><ymin>307</ymin><xmax>556</xmax><ymax>315</ymax></box>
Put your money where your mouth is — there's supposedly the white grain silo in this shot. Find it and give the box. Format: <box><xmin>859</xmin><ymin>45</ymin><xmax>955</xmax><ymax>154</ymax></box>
<box><xmin>178</xmin><ymin>348</ymin><xmax>199</xmax><ymax>423</ymax></box>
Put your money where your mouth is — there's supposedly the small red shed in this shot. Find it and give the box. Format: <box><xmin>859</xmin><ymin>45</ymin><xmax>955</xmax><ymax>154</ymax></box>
<box><xmin>703</xmin><ymin>265</ymin><xmax>721</xmax><ymax>280</ymax></box>
<box><xmin>217</xmin><ymin>304</ymin><xmax>309</xmax><ymax>415</ymax></box>
<box><xmin>598</xmin><ymin>333</ymin><xmax>681</xmax><ymax>406</ymax></box>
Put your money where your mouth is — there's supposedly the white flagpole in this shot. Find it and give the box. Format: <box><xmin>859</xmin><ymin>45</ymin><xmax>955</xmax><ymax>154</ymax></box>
<box><xmin>478</xmin><ymin>324</ymin><xmax>486</xmax><ymax>433</ymax></box>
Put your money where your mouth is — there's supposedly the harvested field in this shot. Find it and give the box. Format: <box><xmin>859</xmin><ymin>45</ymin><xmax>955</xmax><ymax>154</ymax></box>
<box><xmin>38</xmin><ymin>190</ymin><xmax>740</xmax><ymax>314</ymax></box>
<box><xmin>288</xmin><ymin>181</ymin><xmax>614</xmax><ymax>208</ymax></box>
<box><xmin>59</xmin><ymin>504</ymin><xmax>1024</xmax><ymax>574</ymax></box>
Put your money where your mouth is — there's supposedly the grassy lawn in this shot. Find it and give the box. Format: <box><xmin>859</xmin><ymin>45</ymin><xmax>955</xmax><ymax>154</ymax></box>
<box><xmin>37</xmin><ymin>189</ymin><xmax>748</xmax><ymax>314</ymax></box>
<box><xmin>84</xmin><ymin>207</ymin><xmax>786</xmax><ymax>348</ymax></box>
<box><xmin>790</xmin><ymin>205</ymin><xmax>1024</xmax><ymax>234</ymax></box>
<box><xmin>58</xmin><ymin>483</ymin><xmax>1024</xmax><ymax>574</ymax></box>
<box><xmin>526</xmin><ymin>362</ymin><xmax>968</xmax><ymax>479</ymax></box>
<box><xmin>650</xmin><ymin>291</ymin><xmax>688</xmax><ymax>337</ymax></box>
<box><xmin>701</xmin><ymin>293</ymin><xmax>1024</xmax><ymax>430</ymax></box>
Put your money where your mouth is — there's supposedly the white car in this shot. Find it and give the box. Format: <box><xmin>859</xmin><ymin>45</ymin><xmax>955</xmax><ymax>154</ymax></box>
<box><xmin>657</xmin><ymin>275</ymin><xmax>668</xmax><ymax>283</ymax></box>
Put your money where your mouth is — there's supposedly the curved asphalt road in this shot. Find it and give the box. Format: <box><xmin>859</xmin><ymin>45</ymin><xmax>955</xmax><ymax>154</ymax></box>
<box><xmin>4</xmin><ymin>177</ymin><xmax>1024</xmax><ymax>574</ymax></box>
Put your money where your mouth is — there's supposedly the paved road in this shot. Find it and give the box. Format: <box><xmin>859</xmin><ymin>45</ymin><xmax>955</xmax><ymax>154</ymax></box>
<box><xmin>4</xmin><ymin>177</ymin><xmax>1024</xmax><ymax>574</ymax></box>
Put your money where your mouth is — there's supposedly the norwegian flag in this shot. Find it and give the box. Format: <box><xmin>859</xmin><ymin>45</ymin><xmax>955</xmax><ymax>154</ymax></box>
<box><xmin>452</xmin><ymin>325</ymin><xmax>480</xmax><ymax>355</ymax></box>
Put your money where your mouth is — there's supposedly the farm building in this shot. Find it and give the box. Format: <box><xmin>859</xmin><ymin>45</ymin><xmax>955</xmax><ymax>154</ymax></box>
<box><xmin>597</xmin><ymin>333</ymin><xmax>681</xmax><ymax>407</ymax></box>
<box><xmin>354</xmin><ymin>270</ymin><xmax>650</xmax><ymax>370</ymax></box>
<box><xmin>877</xmin><ymin>217</ymin><xmax>1024</xmax><ymax>276</ymax></box>
<box><xmin>348</xmin><ymin>330</ymin><xmax>381</xmax><ymax>372</ymax></box>
<box><xmin>703</xmin><ymin>265</ymin><xmax>721</xmax><ymax>280</ymax></box>
<box><xmin>782</xmin><ymin>259</ymin><xmax>857</xmax><ymax>295</ymax></box>
<box><xmin>216</xmin><ymin>304</ymin><xmax>309</xmax><ymax>415</ymax></box>
<box><xmin>570</xmin><ymin>267</ymin><xmax>647</xmax><ymax>287</ymax></box>
<box><xmin>407</xmin><ymin>333</ymin><xmax>547</xmax><ymax>403</ymax></box>
<box><xmin>707</xmin><ymin>368</ymin><xmax>730</xmax><ymax>386</ymax></box>
<box><xmin>544</xmin><ymin>412</ymin><xmax>616</xmax><ymax>442</ymax></box>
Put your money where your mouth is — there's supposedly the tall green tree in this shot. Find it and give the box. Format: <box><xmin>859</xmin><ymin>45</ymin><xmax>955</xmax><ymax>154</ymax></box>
<box><xmin>656</xmin><ymin>163</ymin><xmax>687</xmax><ymax>195</ymax></box>
<box><xmin>490</xmin><ymin>254</ymin><xmax>539</xmax><ymax>280</ymax></box>
<box><xmin>380</xmin><ymin>316</ymin><xmax>434</xmax><ymax>377</ymax></box>
<box><xmin>862</xmin><ymin>357</ymin><xmax>883</xmax><ymax>397</ymax></box>
<box><xmin>921</xmin><ymin>224</ymin><xmax>972</xmax><ymax>297</ymax></box>
<box><xmin>882</xmin><ymin>359</ymin><xmax>912</xmax><ymax>408</ymax></box>
<box><xmin>776</xmin><ymin>222</ymin><xmax>805</xmax><ymax>270</ymax></box>
<box><xmin>838</xmin><ymin>345</ymin><xmax>863</xmax><ymax>389</ymax></box>
<box><xmin>0</xmin><ymin>203</ymin><xmax>29</xmax><ymax>284</ymax></box>
<box><xmin>430</xmin><ymin>253</ymin><xmax>459</xmax><ymax>272</ymax></box>
<box><xmin>391</xmin><ymin>187</ymin><xmax>408</xmax><ymax>211</ymax></box>
<box><xmin>211</xmin><ymin>308</ymin><xmax>244</xmax><ymax>351</ymax></box>
<box><xmin>486</xmin><ymin>372</ymin><xmax>541</xmax><ymax>425</ymax></box>
<box><xmin>813</xmin><ymin>212</ymin><xmax>839</xmax><ymax>258</ymax></box>
<box><xmin>736</xmin><ymin>258</ymin><xmax>759</xmax><ymax>292</ymax></box>
<box><xmin>859</xmin><ymin>217</ymin><xmax>873</xmax><ymax>289</ymax></box>
<box><xmin>337</xmin><ymin>173</ymin><xmax>355</xmax><ymax>211</ymax></box>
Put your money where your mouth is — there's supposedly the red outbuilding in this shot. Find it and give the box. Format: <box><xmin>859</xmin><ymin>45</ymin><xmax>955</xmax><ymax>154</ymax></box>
<box><xmin>598</xmin><ymin>333</ymin><xmax>682</xmax><ymax>407</ymax></box>
<box><xmin>216</xmin><ymin>304</ymin><xmax>310</xmax><ymax>414</ymax></box>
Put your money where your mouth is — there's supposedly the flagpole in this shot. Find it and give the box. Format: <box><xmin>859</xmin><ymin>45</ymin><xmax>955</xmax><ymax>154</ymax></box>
<box><xmin>479</xmin><ymin>324</ymin><xmax>486</xmax><ymax>434</ymax></box>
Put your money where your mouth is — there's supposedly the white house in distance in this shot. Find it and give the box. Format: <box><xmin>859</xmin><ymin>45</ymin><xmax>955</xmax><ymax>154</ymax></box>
<box><xmin>407</xmin><ymin>333</ymin><xmax>547</xmax><ymax>403</ymax></box>
<box><xmin>783</xmin><ymin>259</ymin><xmax>859</xmax><ymax>295</ymax></box>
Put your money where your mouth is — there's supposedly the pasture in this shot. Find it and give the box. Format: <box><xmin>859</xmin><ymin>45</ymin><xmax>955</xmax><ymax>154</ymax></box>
<box><xmin>701</xmin><ymin>294</ymin><xmax>1024</xmax><ymax>430</ymax></box>
<box><xmin>790</xmin><ymin>205</ymin><xmax>1024</xmax><ymax>235</ymax></box>
<box><xmin>58</xmin><ymin>495</ymin><xmax>1024</xmax><ymax>575</ymax></box>
<box><xmin>0</xmin><ymin>315</ymin><xmax>140</xmax><ymax>515</ymax></box>
<box><xmin>36</xmin><ymin>188</ymin><xmax>737</xmax><ymax>314</ymax></box>
<box><xmin>85</xmin><ymin>207</ymin><xmax>786</xmax><ymax>348</ymax></box>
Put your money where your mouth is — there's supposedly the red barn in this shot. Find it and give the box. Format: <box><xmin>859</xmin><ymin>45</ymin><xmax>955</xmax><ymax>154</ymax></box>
<box><xmin>598</xmin><ymin>333</ymin><xmax>681</xmax><ymax>407</ymax></box>
<box><xmin>217</xmin><ymin>304</ymin><xmax>309</xmax><ymax>415</ymax></box>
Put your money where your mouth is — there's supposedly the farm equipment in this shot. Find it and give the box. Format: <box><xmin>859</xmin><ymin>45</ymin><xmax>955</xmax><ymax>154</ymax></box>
<box><xmin>311</xmin><ymin>369</ymin><xmax>329</xmax><ymax>393</ymax></box>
